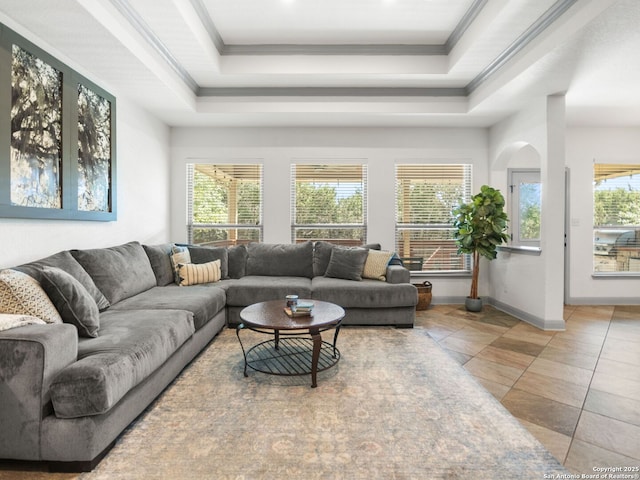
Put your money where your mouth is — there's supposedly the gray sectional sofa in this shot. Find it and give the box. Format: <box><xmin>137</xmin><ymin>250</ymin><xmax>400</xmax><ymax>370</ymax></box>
<box><xmin>0</xmin><ymin>240</ymin><xmax>417</xmax><ymax>471</ymax></box>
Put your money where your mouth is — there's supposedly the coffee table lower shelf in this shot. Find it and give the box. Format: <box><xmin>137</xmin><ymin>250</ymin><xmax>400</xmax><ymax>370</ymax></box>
<box><xmin>244</xmin><ymin>337</ymin><xmax>340</xmax><ymax>377</ymax></box>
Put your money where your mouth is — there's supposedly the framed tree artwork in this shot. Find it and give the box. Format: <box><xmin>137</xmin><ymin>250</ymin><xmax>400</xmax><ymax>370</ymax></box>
<box><xmin>0</xmin><ymin>23</ymin><xmax>116</xmax><ymax>221</ymax></box>
<box><xmin>75</xmin><ymin>81</ymin><xmax>116</xmax><ymax>218</ymax></box>
<box><xmin>10</xmin><ymin>44</ymin><xmax>63</xmax><ymax>211</ymax></box>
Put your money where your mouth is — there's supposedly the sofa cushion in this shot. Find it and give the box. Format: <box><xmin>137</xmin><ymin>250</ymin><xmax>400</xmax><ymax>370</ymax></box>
<box><xmin>311</xmin><ymin>276</ymin><xmax>418</xmax><ymax>308</ymax></box>
<box><xmin>225</xmin><ymin>276</ymin><xmax>312</xmax><ymax>307</ymax></box>
<box><xmin>180</xmin><ymin>245</ymin><xmax>229</xmax><ymax>279</ymax></box>
<box><xmin>39</xmin><ymin>267</ymin><xmax>100</xmax><ymax>337</ymax></box>
<box><xmin>109</xmin><ymin>284</ymin><xmax>226</xmax><ymax>330</ymax></box>
<box><xmin>50</xmin><ymin>309</ymin><xmax>195</xmax><ymax>418</ymax></box>
<box><xmin>142</xmin><ymin>243</ymin><xmax>175</xmax><ymax>287</ymax></box>
<box><xmin>15</xmin><ymin>250</ymin><xmax>110</xmax><ymax>311</ymax></box>
<box><xmin>227</xmin><ymin>244</ymin><xmax>248</xmax><ymax>279</ymax></box>
<box><xmin>324</xmin><ymin>247</ymin><xmax>368</xmax><ymax>281</ymax></box>
<box><xmin>0</xmin><ymin>269</ymin><xmax>62</xmax><ymax>324</ymax></box>
<box><xmin>245</xmin><ymin>242</ymin><xmax>314</xmax><ymax>278</ymax></box>
<box><xmin>71</xmin><ymin>241</ymin><xmax>157</xmax><ymax>305</ymax></box>
<box><xmin>177</xmin><ymin>260</ymin><xmax>221</xmax><ymax>286</ymax></box>
<box><xmin>362</xmin><ymin>250</ymin><xmax>394</xmax><ymax>281</ymax></box>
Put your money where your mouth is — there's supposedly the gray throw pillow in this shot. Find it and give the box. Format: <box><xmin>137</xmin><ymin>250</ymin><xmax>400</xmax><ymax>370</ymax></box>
<box><xmin>313</xmin><ymin>241</ymin><xmax>381</xmax><ymax>277</ymax></box>
<box><xmin>15</xmin><ymin>250</ymin><xmax>110</xmax><ymax>311</ymax></box>
<box><xmin>39</xmin><ymin>266</ymin><xmax>100</xmax><ymax>338</ymax></box>
<box><xmin>313</xmin><ymin>241</ymin><xmax>334</xmax><ymax>277</ymax></box>
<box><xmin>143</xmin><ymin>243</ymin><xmax>175</xmax><ymax>286</ymax></box>
<box><xmin>324</xmin><ymin>247</ymin><xmax>368</xmax><ymax>281</ymax></box>
<box><xmin>227</xmin><ymin>244</ymin><xmax>248</xmax><ymax>279</ymax></box>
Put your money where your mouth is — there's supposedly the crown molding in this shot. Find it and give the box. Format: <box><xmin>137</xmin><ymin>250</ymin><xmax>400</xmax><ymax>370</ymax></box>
<box><xmin>109</xmin><ymin>0</ymin><xmax>198</xmax><ymax>93</ymax></box>
<box><xmin>192</xmin><ymin>0</ymin><xmax>486</xmax><ymax>56</ymax></box>
<box><xmin>197</xmin><ymin>87</ymin><xmax>467</xmax><ymax>97</ymax></box>
<box><xmin>190</xmin><ymin>0</ymin><xmax>224</xmax><ymax>53</ymax></box>
<box><xmin>221</xmin><ymin>44</ymin><xmax>447</xmax><ymax>56</ymax></box>
<box><xmin>466</xmin><ymin>0</ymin><xmax>579</xmax><ymax>93</ymax></box>
<box><xmin>445</xmin><ymin>0</ymin><xmax>488</xmax><ymax>53</ymax></box>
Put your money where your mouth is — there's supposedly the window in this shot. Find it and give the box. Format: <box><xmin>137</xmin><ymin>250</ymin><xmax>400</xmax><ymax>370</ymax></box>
<box><xmin>395</xmin><ymin>164</ymin><xmax>472</xmax><ymax>273</ymax></box>
<box><xmin>509</xmin><ymin>169</ymin><xmax>541</xmax><ymax>247</ymax></box>
<box><xmin>291</xmin><ymin>164</ymin><xmax>366</xmax><ymax>245</ymax></box>
<box><xmin>594</xmin><ymin>164</ymin><xmax>640</xmax><ymax>273</ymax></box>
<box><xmin>187</xmin><ymin>164</ymin><xmax>263</xmax><ymax>246</ymax></box>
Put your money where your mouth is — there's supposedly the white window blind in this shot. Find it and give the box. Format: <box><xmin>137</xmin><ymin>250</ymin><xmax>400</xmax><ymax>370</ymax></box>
<box><xmin>395</xmin><ymin>164</ymin><xmax>472</xmax><ymax>273</ymax></box>
<box><xmin>594</xmin><ymin>163</ymin><xmax>640</xmax><ymax>273</ymax></box>
<box><xmin>187</xmin><ymin>164</ymin><xmax>263</xmax><ymax>246</ymax></box>
<box><xmin>291</xmin><ymin>163</ymin><xmax>367</xmax><ymax>245</ymax></box>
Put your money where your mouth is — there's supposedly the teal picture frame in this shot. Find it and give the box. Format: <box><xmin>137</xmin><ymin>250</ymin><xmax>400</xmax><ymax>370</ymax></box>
<box><xmin>0</xmin><ymin>23</ymin><xmax>116</xmax><ymax>221</ymax></box>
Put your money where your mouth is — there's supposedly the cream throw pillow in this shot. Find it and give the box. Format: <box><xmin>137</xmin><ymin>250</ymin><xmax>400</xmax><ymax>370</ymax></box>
<box><xmin>0</xmin><ymin>313</ymin><xmax>46</xmax><ymax>332</ymax></box>
<box><xmin>177</xmin><ymin>260</ymin><xmax>221</xmax><ymax>286</ymax></box>
<box><xmin>362</xmin><ymin>250</ymin><xmax>394</xmax><ymax>281</ymax></box>
<box><xmin>0</xmin><ymin>269</ymin><xmax>62</xmax><ymax>324</ymax></box>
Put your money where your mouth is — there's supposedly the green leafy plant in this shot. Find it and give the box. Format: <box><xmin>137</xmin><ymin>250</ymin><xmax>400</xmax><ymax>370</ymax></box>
<box><xmin>452</xmin><ymin>185</ymin><xmax>509</xmax><ymax>300</ymax></box>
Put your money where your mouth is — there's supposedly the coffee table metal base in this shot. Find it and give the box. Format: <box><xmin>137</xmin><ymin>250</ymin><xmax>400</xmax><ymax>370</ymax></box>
<box><xmin>237</xmin><ymin>326</ymin><xmax>341</xmax><ymax>387</ymax></box>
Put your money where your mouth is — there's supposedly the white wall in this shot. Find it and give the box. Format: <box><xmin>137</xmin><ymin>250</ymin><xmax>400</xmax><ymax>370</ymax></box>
<box><xmin>566</xmin><ymin>126</ymin><xmax>640</xmax><ymax>304</ymax></box>
<box><xmin>0</xmin><ymin>99</ymin><xmax>172</xmax><ymax>268</ymax></box>
<box><xmin>170</xmin><ymin>126</ymin><xmax>489</xmax><ymax>301</ymax></box>
<box><xmin>488</xmin><ymin>96</ymin><xmax>566</xmax><ymax>330</ymax></box>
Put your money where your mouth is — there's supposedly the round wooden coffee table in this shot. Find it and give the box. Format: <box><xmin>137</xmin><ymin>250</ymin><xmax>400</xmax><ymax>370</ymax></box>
<box><xmin>237</xmin><ymin>299</ymin><xmax>345</xmax><ymax>388</ymax></box>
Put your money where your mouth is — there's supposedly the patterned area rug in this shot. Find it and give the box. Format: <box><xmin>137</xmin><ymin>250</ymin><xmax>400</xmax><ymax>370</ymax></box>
<box><xmin>78</xmin><ymin>326</ymin><xmax>567</xmax><ymax>479</ymax></box>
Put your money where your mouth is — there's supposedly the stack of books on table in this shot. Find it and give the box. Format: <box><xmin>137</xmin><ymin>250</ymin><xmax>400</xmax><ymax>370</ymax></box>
<box><xmin>284</xmin><ymin>301</ymin><xmax>314</xmax><ymax>317</ymax></box>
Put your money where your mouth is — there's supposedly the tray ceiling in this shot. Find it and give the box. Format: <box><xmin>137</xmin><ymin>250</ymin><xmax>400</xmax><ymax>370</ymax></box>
<box><xmin>0</xmin><ymin>0</ymin><xmax>638</xmax><ymax>127</ymax></box>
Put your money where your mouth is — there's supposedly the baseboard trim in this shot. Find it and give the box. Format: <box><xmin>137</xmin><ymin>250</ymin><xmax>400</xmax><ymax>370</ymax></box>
<box><xmin>487</xmin><ymin>298</ymin><xmax>565</xmax><ymax>331</ymax></box>
<box><xmin>566</xmin><ymin>296</ymin><xmax>640</xmax><ymax>306</ymax></box>
<box><xmin>430</xmin><ymin>296</ymin><xmax>565</xmax><ymax>331</ymax></box>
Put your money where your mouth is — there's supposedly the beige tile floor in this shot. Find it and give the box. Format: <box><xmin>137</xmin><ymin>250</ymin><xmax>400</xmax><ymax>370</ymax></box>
<box><xmin>417</xmin><ymin>304</ymin><xmax>640</xmax><ymax>475</ymax></box>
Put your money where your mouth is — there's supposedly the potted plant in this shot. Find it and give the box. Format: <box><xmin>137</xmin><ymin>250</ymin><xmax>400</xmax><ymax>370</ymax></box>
<box><xmin>452</xmin><ymin>185</ymin><xmax>509</xmax><ymax>311</ymax></box>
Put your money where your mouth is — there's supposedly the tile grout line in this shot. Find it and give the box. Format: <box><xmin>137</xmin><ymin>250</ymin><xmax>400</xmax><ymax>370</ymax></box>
<box><xmin>561</xmin><ymin>309</ymin><xmax>615</xmax><ymax>466</ymax></box>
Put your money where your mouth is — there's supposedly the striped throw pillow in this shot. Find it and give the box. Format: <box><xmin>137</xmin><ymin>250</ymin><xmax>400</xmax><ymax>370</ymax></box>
<box><xmin>177</xmin><ymin>260</ymin><xmax>221</xmax><ymax>286</ymax></box>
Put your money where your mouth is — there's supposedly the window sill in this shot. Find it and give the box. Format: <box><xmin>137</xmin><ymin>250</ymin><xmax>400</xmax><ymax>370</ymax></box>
<box><xmin>409</xmin><ymin>272</ymin><xmax>471</xmax><ymax>278</ymax></box>
<box><xmin>592</xmin><ymin>272</ymin><xmax>640</xmax><ymax>279</ymax></box>
<box><xmin>496</xmin><ymin>245</ymin><xmax>542</xmax><ymax>256</ymax></box>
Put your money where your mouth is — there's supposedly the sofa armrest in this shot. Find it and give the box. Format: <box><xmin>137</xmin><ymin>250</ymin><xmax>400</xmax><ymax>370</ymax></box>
<box><xmin>0</xmin><ymin>323</ymin><xmax>78</xmax><ymax>460</ymax></box>
<box><xmin>385</xmin><ymin>264</ymin><xmax>410</xmax><ymax>284</ymax></box>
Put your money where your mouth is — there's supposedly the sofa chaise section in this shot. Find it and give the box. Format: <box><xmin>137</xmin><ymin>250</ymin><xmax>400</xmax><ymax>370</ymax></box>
<box><xmin>311</xmin><ymin>275</ymin><xmax>417</xmax><ymax>327</ymax></box>
<box><xmin>0</xmin><ymin>241</ymin><xmax>228</xmax><ymax>470</ymax></box>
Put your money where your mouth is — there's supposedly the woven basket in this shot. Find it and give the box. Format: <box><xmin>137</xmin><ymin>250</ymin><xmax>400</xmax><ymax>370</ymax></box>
<box><xmin>414</xmin><ymin>281</ymin><xmax>432</xmax><ymax>311</ymax></box>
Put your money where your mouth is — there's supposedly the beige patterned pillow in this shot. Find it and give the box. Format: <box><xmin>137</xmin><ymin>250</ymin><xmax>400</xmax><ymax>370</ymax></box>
<box><xmin>362</xmin><ymin>250</ymin><xmax>394</xmax><ymax>281</ymax></box>
<box><xmin>177</xmin><ymin>260</ymin><xmax>221</xmax><ymax>286</ymax></box>
<box><xmin>0</xmin><ymin>269</ymin><xmax>62</xmax><ymax>324</ymax></box>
